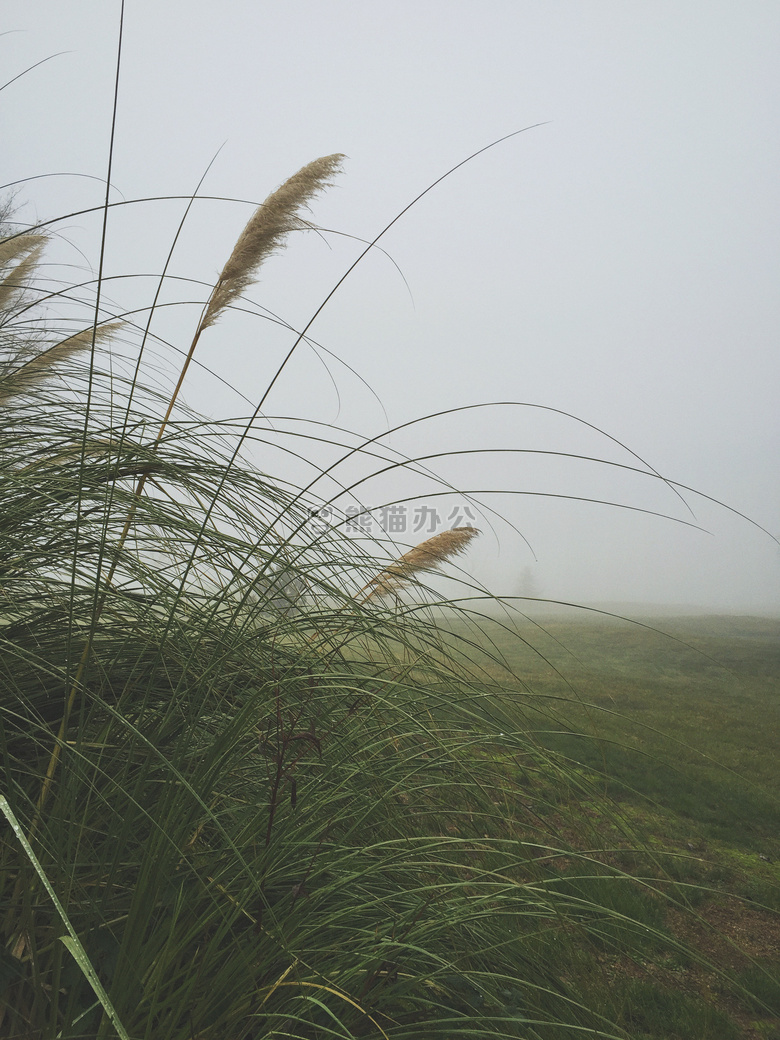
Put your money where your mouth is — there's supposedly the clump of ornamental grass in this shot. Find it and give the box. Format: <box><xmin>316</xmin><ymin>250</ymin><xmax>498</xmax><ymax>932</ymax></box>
<box><xmin>1</xmin><ymin>144</ymin><xmax>773</xmax><ymax>1040</ymax></box>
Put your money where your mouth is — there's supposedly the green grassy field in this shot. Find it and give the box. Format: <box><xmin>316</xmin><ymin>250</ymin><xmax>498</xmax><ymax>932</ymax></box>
<box><xmin>440</xmin><ymin>609</ymin><xmax>780</xmax><ymax>1039</ymax></box>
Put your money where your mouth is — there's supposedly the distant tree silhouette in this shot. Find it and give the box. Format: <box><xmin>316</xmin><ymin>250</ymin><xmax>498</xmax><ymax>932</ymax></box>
<box><xmin>517</xmin><ymin>564</ymin><xmax>541</xmax><ymax>599</ymax></box>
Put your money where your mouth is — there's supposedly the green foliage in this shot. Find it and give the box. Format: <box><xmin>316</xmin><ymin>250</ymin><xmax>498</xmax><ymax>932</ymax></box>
<box><xmin>614</xmin><ymin>980</ymin><xmax>741</xmax><ymax>1040</ymax></box>
<box><xmin>733</xmin><ymin>961</ymin><xmax>780</xmax><ymax>1015</ymax></box>
<box><xmin>0</xmin><ymin>193</ymin><xmax>621</xmax><ymax>1039</ymax></box>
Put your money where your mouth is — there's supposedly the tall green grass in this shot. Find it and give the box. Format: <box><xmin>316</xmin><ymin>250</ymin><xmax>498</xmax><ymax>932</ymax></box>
<box><xmin>2</xmin><ymin>44</ymin><xmax>777</xmax><ymax>1040</ymax></box>
<box><xmin>0</xmin><ymin>163</ymin><xmax>620</xmax><ymax>1040</ymax></box>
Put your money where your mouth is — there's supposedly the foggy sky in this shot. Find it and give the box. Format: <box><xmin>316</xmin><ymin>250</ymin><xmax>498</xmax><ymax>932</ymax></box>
<box><xmin>5</xmin><ymin>1</ymin><xmax>780</xmax><ymax>612</ymax></box>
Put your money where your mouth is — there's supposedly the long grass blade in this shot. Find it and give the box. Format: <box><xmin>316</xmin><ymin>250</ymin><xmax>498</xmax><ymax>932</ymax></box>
<box><xmin>0</xmin><ymin>797</ymin><xmax>131</xmax><ymax>1040</ymax></box>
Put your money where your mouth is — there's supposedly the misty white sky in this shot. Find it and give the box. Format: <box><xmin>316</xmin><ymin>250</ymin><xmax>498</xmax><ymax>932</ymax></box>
<box><xmin>4</xmin><ymin>1</ymin><xmax>780</xmax><ymax>611</ymax></box>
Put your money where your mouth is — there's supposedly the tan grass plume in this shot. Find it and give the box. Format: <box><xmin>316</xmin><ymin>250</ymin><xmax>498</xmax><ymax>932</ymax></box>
<box><xmin>199</xmin><ymin>153</ymin><xmax>345</xmax><ymax>332</ymax></box>
<box><xmin>0</xmin><ymin>231</ymin><xmax>47</xmax><ymax>270</ymax></box>
<box><xmin>0</xmin><ymin>233</ymin><xmax>46</xmax><ymax>313</ymax></box>
<box><xmin>155</xmin><ymin>154</ymin><xmax>345</xmax><ymax>441</ymax></box>
<box><xmin>359</xmin><ymin>526</ymin><xmax>480</xmax><ymax>603</ymax></box>
<box><xmin>0</xmin><ymin>324</ymin><xmax>120</xmax><ymax>405</ymax></box>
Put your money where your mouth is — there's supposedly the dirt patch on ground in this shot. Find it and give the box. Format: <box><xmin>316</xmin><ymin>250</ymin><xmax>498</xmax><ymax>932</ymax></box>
<box><xmin>589</xmin><ymin>895</ymin><xmax>780</xmax><ymax>1039</ymax></box>
<box><xmin>668</xmin><ymin>895</ymin><xmax>780</xmax><ymax>967</ymax></box>
<box><xmin>663</xmin><ymin>896</ymin><xmax>780</xmax><ymax>1039</ymax></box>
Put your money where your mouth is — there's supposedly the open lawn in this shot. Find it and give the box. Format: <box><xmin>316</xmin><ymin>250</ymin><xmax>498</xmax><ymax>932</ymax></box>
<box><xmin>440</xmin><ymin>609</ymin><xmax>780</xmax><ymax>1038</ymax></box>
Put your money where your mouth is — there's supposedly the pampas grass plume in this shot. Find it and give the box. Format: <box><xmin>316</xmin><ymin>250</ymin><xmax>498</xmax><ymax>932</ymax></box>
<box><xmin>0</xmin><ymin>324</ymin><xmax>119</xmax><ymax>405</ymax></box>
<box><xmin>155</xmin><ymin>154</ymin><xmax>344</xmax><ymax>439</ymax></box>
<box><xmin>360</xmin><ymin>525</ymin><xmax>480</xmax><ymax>602</ymax></box>
<box><xmin>0</xmin><ymin>233</ymin><xmax>46</xmax><ymax>313</ymax></box>
<box><xmin>200</xmin><ymin>153</ymin><xmax>345</xmax><ymax>331</ymax></box>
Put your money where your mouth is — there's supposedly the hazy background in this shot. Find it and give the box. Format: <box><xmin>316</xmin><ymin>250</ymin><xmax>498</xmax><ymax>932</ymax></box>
<box><xmin>5</xmin><ymin>1</ymin><xmax>779</xmax><ymax>613</ymax></box>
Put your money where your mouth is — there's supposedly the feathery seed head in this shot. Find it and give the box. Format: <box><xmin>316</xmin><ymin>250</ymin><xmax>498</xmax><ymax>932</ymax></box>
<box><xmin>0</xmin><ymin>233</ymin><xmax>47</xmax><ymax>318</ymax></box>
<box><xmin>0</xmin><ymin>243</ymin><xmax>45</xmax><ymax>314</ymax></box>
<box><xmin>0</xmin><ymin>232</ymin><xmax>47</xmax><ymax>271</ymax></box>
<box><xmin>0</xmin><ymin>323</ymin><xmax>120</xmax><ymax>405</ymax></box>
<box><xmin>200</xmin><ymin>153</ymin><xmax>345</xmax><ymax>330</ymax></box>
<box><xmin>362</xmin><ymin>526</ymin><xmax>479</xmax><ymax>601</ymax></box>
